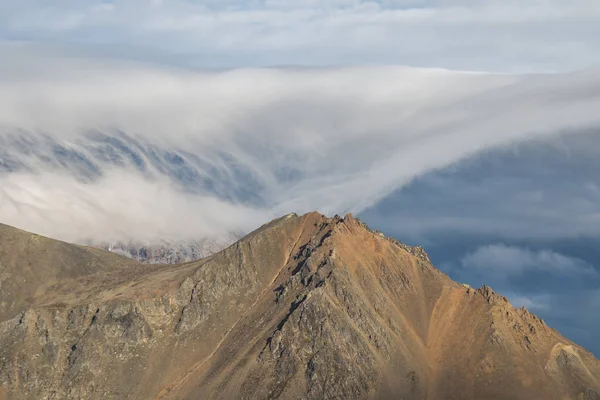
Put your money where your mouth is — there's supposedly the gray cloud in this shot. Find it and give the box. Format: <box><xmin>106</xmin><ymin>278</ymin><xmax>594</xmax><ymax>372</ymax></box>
<box><xmin>359</xmin><ymin>135</ymin><xmax>600</xmax><ymax>355</ymax></box>
<box><xmin>460</xmin><ymin>244</ymin><xmax>598</xmax><ymax>279</ymax></box>
<box><xmin>1</xmin><ymin>0</ymin><xmax>600</xmax><ymax>71</ymax></box>
<box><xmin>361</xmin><ymin>132</ymin><xmax>600</xmax><ymax>242</ymax></box>
<box><xmin>510</xmin><ymin>288</ymin><xmax>600</xmax><ymax>355</ymax></box>
<box><xmin>439</xmin><ymin>241</ymin><xmax>600</xmax><ymax>355</ymax></box>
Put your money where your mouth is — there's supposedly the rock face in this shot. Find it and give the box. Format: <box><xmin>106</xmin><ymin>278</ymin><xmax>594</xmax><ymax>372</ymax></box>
<box><xmin>0</xmin><ymin>213</ymin><xmax>599</xmax><ymax>400</ymax></box>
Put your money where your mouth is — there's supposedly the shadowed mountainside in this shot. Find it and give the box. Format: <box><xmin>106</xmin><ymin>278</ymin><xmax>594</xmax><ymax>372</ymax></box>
<box><xmin>0</xmin><ymin>213</ymin><xmax>599</xmax><ymax>399</ymax></box>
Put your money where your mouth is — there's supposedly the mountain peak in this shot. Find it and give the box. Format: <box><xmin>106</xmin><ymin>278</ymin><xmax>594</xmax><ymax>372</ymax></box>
<box><xmin>0</xmin><ymin>213</ymin><xmax>599</xmax><ymax>399</ymax></box>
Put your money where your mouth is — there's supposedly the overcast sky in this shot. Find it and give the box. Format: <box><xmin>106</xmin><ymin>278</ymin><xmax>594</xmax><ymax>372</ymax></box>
<box><xmin>1</xmin><ymin>0</ymin><xmax>599</xmax><ymax>355</ymax></box>
<box><xmin>1</xmin><ymin>0</ymin><xmax>600</xmax><ymax>72</ymax></box>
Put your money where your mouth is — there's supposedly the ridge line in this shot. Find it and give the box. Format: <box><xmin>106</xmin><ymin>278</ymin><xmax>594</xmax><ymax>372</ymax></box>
<box><xmin>156</xmin><ymin>217</ymin><xmax>308</xmax><ymax>399</ymax></box>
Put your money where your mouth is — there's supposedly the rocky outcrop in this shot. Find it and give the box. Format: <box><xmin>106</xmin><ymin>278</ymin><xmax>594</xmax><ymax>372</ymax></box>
<box><xmin>0</xmin><ymin>213</ymin><xmax>599</xmax><ymax>399</ymax></box>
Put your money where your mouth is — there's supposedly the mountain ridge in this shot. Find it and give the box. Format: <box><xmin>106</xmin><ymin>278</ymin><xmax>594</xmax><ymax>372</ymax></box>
<box><xmin>0</xmin><ymin>212</ymin><xmax>599</xmax><ymax>399</ymax></box>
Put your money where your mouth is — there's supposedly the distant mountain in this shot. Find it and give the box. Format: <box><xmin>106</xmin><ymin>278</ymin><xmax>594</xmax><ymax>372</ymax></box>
<box><xmin>99</xmin><ymin>236</ymin><xmax>240</xmax><ymax>264</ymax></box>
<box><xmin>0</xmin><ymin>213</ymin><xmax>599</xmax><ymax>399</ymax></box>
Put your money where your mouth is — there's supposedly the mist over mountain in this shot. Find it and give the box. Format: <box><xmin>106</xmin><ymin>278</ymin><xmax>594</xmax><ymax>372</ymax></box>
<box><xmin>2</xmin><ymin>54</ymin><xmax>600</xmax><ymax>358</ymax></box>
<box><xmin>2</xmin><ymin>53</ymin><xmax>600</xmax><ymax>247</ymax></box>
<box><xmin>99</xmin><ymin>236</ymin><xmax>241</xmax><ymax>264</ymax></box>
<box><xmin>1</xmin><ymin>1</ymin><xmax>600</xmax><ymax>397</ymax></box>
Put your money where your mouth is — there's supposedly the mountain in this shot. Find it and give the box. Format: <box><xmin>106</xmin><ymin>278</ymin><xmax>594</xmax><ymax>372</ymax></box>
<box><xmin>0</xmin><ymin>213</ymin><xmax>599</xmax><ymax>399</ymax></box>
<box><xmin>99</xmin><ymin>236</ymin><xmax>240</xmax><ymax>264</ymax></box>
<box><xmin>0</xmin><ymin>223</ymin><xmax>145</xmax><ymax>324</ymax></box>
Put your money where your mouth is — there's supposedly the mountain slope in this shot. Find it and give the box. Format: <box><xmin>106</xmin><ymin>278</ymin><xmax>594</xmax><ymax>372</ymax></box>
<box><xmin>0</xmin><ymin>213</ymin><xmax>599</xmax><ymax>400</ymax></box>
<box><xmin>0</xmin><ymin>223</ymin><xmax>151</xmax><ymax>323</ymax></box>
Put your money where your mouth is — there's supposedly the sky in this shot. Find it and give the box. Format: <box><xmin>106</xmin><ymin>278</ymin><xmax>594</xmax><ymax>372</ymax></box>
<box><xmin>2</xmin><ymin>0</ymin><xmax>600</xmax><ymax>72</ymax></box>
<box><xmin>0</xmin><ymin>0</ymin><xmax>599</xmax><ymax>354</ymax></box>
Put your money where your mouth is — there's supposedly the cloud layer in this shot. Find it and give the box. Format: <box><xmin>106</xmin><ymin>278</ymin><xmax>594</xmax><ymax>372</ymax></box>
<box><xmin>1</xmin><ymin>50</ymin><xmax>600</xmax><ymax>243</ymax></box>
<box><xmin>360</xmin><ymin>133</ymin><xmax>600</xmax><ymax>242</ymax></box>
<box><xmin>0</xmin><ymin>170</ymin><xmax>266</xmax><ymax>243</ymax></box>
<box><xmin>2</xmin><ymin>0</ymin><xmax>600</xmax><ymax>71</ymax></box>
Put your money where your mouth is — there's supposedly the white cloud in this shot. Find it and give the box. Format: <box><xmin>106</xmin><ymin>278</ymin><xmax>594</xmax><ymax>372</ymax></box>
<box><xmin>502</xmin><ymin>293</ymin><xmax>552</xmax><ymax>312</ymax></box>
<box><xmin>0</xmin><ymin>170</ymin><xmax>268</xmax><ymax>243</ymax></box>
<box><xmin>460</xmin><ymin>244</ymin><xmax>598</xmax><ymax>278</ymax></box>
<box><xmin>507</xmin><ymin>287</ymin><xmax>600</xmax><ymax>355</ymax></box>
<box><xmin>451</xmin><ymin>243</ymin><xmax>600</xmax><ymax>355</ymax></box>
<box><xmin>1</xmin><ymin>0</ymin><xmax>600</xmax><ymax>71</ymax></box>
<box><xmin>1</xmin><ymin>50</ymin><xmax>600</xmax><ymax>243</ymax></box>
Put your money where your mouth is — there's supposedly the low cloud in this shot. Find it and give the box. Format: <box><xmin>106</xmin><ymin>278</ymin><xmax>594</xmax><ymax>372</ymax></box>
<box><xmin>460</xmin><ymin>244</ymin><xmax>598</xmax><ymax>279</ymax></box>
<box><xmin>360</xmin><ymin>133</ymin><xmax>600</xmax><ymax>241</ymax></box>
<box><xmin>1</xmin><ymin>50</ymin><xmax>600</xmax><ymax>243</ymax></box>
<box><xmin>0</xmin><ymin>170</ymin><xmax>268</xmax><ymax>243</ymax></box>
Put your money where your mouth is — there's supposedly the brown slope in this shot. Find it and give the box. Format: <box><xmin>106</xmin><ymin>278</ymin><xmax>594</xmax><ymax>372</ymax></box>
<box><xmin>0</xmin><ymin>223</ymin><xmax>153</xmax><ymax>323</ymax></box>
<box><xmin>0</xmin><ymin>213</ymin><xmax>599</xmax><ymax>400</ymax></box>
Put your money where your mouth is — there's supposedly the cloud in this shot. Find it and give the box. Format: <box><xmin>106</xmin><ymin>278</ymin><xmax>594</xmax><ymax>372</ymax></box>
<box><xmin>504</xmin><ymin>293</ymin><xmax>551</xmax><ymax>312</ymax></box>
<box><xmin>1</xmin><ymin>50</ymin><xmax>600</xmax><ymax>243</ymax></box>
<box><xmin>515</xmin><ymin>288</ymin><xmax>600</xmax><ymax>356</ymax></box>
<box><xmin>459</xmin><ymin>244</ymin><xmax>598</xmax><ymax>278</ymax></box>
<box><xmin>502</xmin><ymin>288</ymin><xmax>600</xmax><ymax>355</ymax></box>
<box><xmin>353</xmin><ymin>133</ymin><xmax>600</xmax><ymax>356</ymax></box>
<box><xmin>360</xmin><ymin>133</ymin><xmax>600</xmax><ymax>241</ymax></box>
<box><xmin>1</xmin><ymin>1</ymin><xmax>600</xmax><ymax>71</ymax></box>
<box><xmin>446</xmin><ymin>243</ymin><xmax>600</xmax><ymax>355</ymax></box>
<box><xmin>0</xmin><ymin>170</ymin><xmax>268</xmax><ymax>243</ymax></box>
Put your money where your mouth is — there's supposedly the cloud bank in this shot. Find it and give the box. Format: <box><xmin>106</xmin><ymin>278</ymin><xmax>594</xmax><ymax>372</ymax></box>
<box><xmin>2</xmin><ymin>0</ymin><xmax>600</xmax><ymax>71</ymax></box>
<box><xmin>0</xmin><ymin>170</ymin><xmax>266</xmax><ymax>243</ymax></box>
<box><xmin>1</xmin><ymin>49</ymin><xmax>600</xmax><ymax>243</ymax></box>
<box><xmin>360</xmin><ymin>133</ymin><xmax>600</xmax><ymax>242</ymax></box>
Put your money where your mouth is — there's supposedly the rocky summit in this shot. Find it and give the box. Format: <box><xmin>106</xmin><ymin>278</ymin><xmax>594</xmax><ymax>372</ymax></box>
<box><xmin>0</xmin><ymin>212</ymin><xmax>599</xmax><ymax>400</ymax></box>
